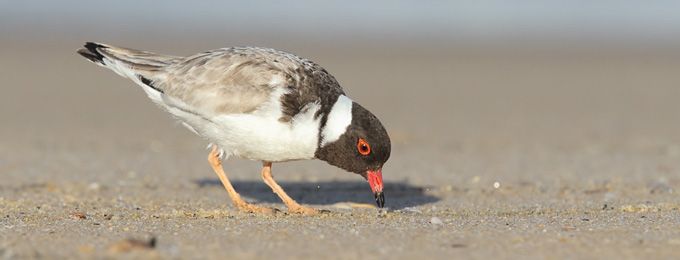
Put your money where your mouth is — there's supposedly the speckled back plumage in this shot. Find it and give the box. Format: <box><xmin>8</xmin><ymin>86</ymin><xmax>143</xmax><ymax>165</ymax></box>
<box><xmin>80</xmin><ymin>43</ymin><xmax>344</xmax><ymax>117</ymax></box>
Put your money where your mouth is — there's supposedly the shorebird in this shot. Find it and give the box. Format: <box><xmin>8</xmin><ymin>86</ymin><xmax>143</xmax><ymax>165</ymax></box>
<box><xmin>77</xmin><ymin>42</ymin><xmax>390</xmax><ymax>214</ymax></box>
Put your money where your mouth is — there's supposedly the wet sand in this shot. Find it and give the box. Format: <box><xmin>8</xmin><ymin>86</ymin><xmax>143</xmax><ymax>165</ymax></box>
<box><xmin>1</xmin><ymin>37</ymin><xmax>680</xmax><ymax>259</ymax></box>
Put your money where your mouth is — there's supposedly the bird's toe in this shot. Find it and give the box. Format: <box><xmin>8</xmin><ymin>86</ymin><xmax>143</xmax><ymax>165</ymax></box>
<box><xmin>237</xmin><ymin>204</ymin><xmax>279</xmax><ymax>214</ymax></box>
<box><xmin>288</xmin><ymin>206</ymin><xmax>325</xmax><ymax>215</ymax></box>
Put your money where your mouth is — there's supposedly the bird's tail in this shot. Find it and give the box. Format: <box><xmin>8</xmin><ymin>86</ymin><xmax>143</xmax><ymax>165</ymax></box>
<box><xmin>77</xmin><ymin>42</ymin><xmax>180</xmax><ymax>103</ymax></box>
<box><xmin>77</xmin><ymin>42</ymin><xmax>178</xmax><ymax>77</ymax></box>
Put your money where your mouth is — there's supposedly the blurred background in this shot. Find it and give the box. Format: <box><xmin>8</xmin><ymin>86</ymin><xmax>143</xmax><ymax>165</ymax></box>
<box><xmin>2</xmin><ymin>0</ymin><xmax>680</xmax><ymax>194</ymax></box>
<box><xmin>3</xmin><ymin>0</ymin><xmax>680</xmax><ymax>48</ymax></box>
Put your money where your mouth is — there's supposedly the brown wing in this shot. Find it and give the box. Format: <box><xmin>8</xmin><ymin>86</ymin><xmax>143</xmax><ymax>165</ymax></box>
<box><xmin>79</xmin><ymin>43</ymin><xmax>345</xmax><ymax>118</ymax></box>
<box><xmin>161</xmin><ymin>47</ymin><xmax>345</xmax><ymax>118</ymax></box>
<box><xmin>160</xmin><ymin>49</ymin><xmax>283</xmax><ymax>115</ymax></box>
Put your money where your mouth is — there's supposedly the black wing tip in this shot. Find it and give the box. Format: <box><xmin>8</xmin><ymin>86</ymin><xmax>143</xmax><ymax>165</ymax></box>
<box><xmin>76</xmin><ymin>42</ymin><xmax>107</xmax><ymax>64</ymax></box>
<box><xmin>137</xmin><ymin>75</ymin><xmax>164</xmax><ymax>94</ymax></box>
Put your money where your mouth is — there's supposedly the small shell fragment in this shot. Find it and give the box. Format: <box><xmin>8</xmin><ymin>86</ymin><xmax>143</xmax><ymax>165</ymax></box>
<box><xmin>430</xmin><ymin>217</ymin><xmax>443</xmax><ymax>225</ymax></box>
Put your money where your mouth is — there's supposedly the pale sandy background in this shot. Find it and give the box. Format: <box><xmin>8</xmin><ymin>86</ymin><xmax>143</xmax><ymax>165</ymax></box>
<box><xmin>2</xmin><ymin>1</ymin><xmax>680</xmax><ymax>259</ymax></box>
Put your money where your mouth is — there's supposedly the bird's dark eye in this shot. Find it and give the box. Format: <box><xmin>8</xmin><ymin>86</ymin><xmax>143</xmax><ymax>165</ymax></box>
<box><xmin>357</xmin><ymin>138</ymin><xmax>371</xmax><ymax>155</ymax></box>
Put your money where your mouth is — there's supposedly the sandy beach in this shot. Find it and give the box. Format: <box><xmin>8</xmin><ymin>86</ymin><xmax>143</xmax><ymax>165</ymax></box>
<box><xmin>1</xmin><ymin>34</ymin><xmax>680</xmax><ymax>259</ymax></box>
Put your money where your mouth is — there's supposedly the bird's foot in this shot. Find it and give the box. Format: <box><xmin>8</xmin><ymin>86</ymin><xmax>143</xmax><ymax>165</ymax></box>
<box><xmin>235</xmin><ymin>202</ymin><xmax>279</xmax><ymax>214</ymax></box>
<box><xmin>287</xmin><ymin>205</ymin><xmax>327</xmax><ymax>215</ymax></box>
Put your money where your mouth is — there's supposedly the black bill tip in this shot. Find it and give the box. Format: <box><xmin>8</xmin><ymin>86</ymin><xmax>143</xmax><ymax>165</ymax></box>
<box><xmin>374</xmin><ymin>192</ymin><xmax>385</xmax><ymax>208</ymax></box>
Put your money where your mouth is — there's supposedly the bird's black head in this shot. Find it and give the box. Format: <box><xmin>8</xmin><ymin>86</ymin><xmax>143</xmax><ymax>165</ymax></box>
<box><xmin>315</xmin><ymin>101</ymin><xmax>391</xmax><ymax>207</ymax></box>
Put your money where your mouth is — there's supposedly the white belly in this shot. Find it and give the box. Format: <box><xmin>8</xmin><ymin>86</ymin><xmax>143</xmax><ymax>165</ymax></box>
<box><xmin>205</xmin><ymin>108</ymin><xmax>320</xmax><ymax>161</ymax></box>
<box><xmin>164</xmin><ymin>95</ymin><xmax>321</xmax><ymax>162</ymax></box>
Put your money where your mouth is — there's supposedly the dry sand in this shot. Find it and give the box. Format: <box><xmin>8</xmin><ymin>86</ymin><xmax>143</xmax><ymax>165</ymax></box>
<box><xmin>1</xmin><ymin>37</ymin><xmax>680</xmax><ymax>259</ymax></box>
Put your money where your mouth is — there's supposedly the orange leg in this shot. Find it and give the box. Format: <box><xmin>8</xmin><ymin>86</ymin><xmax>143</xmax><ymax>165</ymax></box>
<box><xmin>208</xmin><ymin>147</ymin><xmax>276</xmax><ymax>213</ymax></box>
<box><xmin>260</xmin><ymin>162</ymin><xmax>318</xmax><ymax>215</ymax></box>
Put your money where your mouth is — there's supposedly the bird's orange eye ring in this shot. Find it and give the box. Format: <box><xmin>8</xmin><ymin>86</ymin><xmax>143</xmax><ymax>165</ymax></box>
<box><xmin>357</xmin><ymin>138</ymin><xmax>371</xmax><ymax>155</ymax></box>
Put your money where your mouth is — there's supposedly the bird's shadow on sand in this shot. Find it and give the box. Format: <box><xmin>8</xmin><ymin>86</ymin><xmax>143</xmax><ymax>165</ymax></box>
<box><xmin>194</xmin><ymin>179</ymin><xmax>440</xmax><ymax>209</ymax></box>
